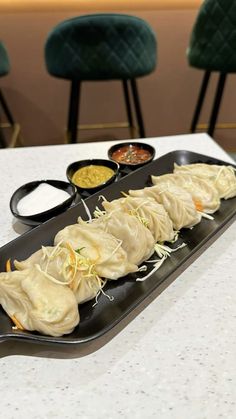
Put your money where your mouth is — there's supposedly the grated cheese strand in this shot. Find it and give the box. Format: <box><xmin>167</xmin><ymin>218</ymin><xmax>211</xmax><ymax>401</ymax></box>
<box><xmin>136</xmin><ymin>256</ymin><xmax>167</xmax><ymax>282</ymax></box>
<box><xmin>81</xmin><ymin>199</ymin><xmax>92</xmax><ymax>222</ymax></box>
<box><xmin>197</xmin><ymin>211</ymin><xmax>214</xmax><ymax>220</ymax></box>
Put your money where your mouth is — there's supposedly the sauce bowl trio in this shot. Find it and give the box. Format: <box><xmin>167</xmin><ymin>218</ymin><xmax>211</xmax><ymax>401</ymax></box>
<box><xmin>10</xmin><ymin>142</ymin><xmax>155</xmax><ymax>226</ymax></box>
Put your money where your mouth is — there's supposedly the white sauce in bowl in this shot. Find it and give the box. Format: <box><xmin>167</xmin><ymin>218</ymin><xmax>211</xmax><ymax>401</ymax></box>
<box><xmin>17</xmin><ymin>183</ymin><xmax>71</xmax><ymax>216</ymax></box>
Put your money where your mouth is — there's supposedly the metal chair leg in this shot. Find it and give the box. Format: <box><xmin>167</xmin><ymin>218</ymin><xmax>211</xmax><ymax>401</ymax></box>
<box><xmin>207</xmin><ymin>73</ymin><xmax>227</xmax><ymax>137</ymax></box>
<box><xmin>190</xmin><ymin>70</ymin><xmax>211</xmax><ymax>133</ymax></box>
<box><xmin>130</xmin><ymin>79</ymin><xmax>146</xmax><ymax>138</ymax></box>
<box><xmin>67</xmin><ymin>80</ymin><xmax>81</xmax><ymax>144</ymax></box>
<box><xmin>122</xmin><ymin>80</ymin><xmax>136</xmax><ymax>138</ymax></box>
<box><xmin>0</xmin><ymin>126</ymin><xmax>6</xmax><ymax>148</ymax></box>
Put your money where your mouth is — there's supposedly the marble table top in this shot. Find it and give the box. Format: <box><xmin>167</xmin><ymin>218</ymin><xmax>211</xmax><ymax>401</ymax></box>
<box><xmin>0</xmin><ymin>133</ymin><xmax>235</xmax><ymax>419</ymax></box>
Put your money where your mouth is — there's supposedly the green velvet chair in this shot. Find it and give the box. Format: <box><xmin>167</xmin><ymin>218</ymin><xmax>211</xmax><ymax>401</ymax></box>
<box><xmin>187</xmin><ymin>0</ymin><xmax>236</xmax><ymax>137</ymax></box>
<box><xmin>0</xmin><ymin>41</ymin><xmax>20</xmax><ymax>147</ymax></box>
<box><xmin>45</xmin><ymin>14</ymin><xmax>157</xmax><ymax>143</ymax></box>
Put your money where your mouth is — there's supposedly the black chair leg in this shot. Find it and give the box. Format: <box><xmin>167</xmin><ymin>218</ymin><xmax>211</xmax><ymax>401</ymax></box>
<box><xmin>207</xmin><ymin>73</ymin><xmax>227</xmax><ymax>138</ymax></box>
<box><xmin>122</xmin><ymin>80</ymin><xmax>135</xmax><ymax>138</ymax></box>
<box><xmin>67</xmin><ymin>80</ymin><xmax>81</xmax><ymax>144</ymax></box>
<box><xmin>130</xmin><ymin>79</ymin><xmax>146</xmax><ymax>138</ymax></box>
<box><xmin>0</xmin><ymin>126</ymin><xmax>6</xmax><ymax>148</ymax></box>
<box><xmin>190</xmin><ymin>70</ymin><xmax>211</xmax><ymax>133</ymax></box>
<box><xmin>0</xmin><ymin>89</ymin><xmax>16</xmax><ymax>148</ymax></box>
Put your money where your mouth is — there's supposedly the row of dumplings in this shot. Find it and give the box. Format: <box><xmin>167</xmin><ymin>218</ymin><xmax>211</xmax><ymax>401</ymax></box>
<box><xmin>0</xmin><ymin>162</ymin><xmax>235</xmax><ymax>337</ymax></box>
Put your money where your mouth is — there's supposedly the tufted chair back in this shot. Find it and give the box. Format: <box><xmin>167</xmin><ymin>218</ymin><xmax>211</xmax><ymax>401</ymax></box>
<box><xmin>45</xmin><ymin>14</ymin><xmax>157</xmax><ymax>81</ymax></box>
<box><xmin>188</xmin><ymin>0</ymin><xmax>236</xmax><ymax>73</ymax></box>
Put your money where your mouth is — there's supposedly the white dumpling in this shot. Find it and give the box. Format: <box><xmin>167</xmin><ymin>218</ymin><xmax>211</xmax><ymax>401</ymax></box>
<box><xmin>101</xmin><ymin>196</ymin><xmax>175</xmax><ymax>243</ymax></box>
<box><xmin>129</xmin><ymin>184</ymin><xmax>201</xmax><ymax>230</ymax></box>
<box><xmin>91</xmin><ymin>208</ymin><xmax>155</xmax><ymax>265</ymax></box>
<box><xmin>0</xmin><ymin>267</ymin><xmax>80</xmax><ymax>337</ymax></box>
<box><xmin>151</xmin><ymin>172</ymin><xmax>220</xmax><ymax>214</ymax></box>
<box><xmin>54</xmin><ymin>222</ymin><xmax>138</xmax><ymax>280</ymax></box>
<box><xmin>174</xmin><ymin>163</ymin><xmax>236</xmax><ymax>199</ymax></box>
<box><xmin>14</xmin><ymin>245</ymin><xmax>102</xmax><ymax>305</ymax></box>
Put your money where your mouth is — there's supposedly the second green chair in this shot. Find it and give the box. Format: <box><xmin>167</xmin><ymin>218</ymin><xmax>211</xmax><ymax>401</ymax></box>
<box><xmin>188</xmin><ymin>0</ymin><xmax>236</xmax><ymax>137</ymax></box>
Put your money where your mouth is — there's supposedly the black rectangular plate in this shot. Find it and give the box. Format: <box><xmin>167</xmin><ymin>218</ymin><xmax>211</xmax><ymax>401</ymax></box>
<box><xmin>0</xmin><ymin>150</ymin><xmax>235</xmax><ymax>346</ymax></box>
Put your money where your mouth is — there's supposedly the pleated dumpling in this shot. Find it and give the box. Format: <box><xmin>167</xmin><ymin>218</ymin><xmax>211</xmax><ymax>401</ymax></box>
<box><xmin>54</xmin><ymin>222</ymin><xmax>138</xmax><ymax>280</ymax></box>
<box><xmin>14</xmin><ymin>245</ymin><xmax>103</xmax><ymax>305</ymax></box>
<box><xmin>151</xmin><ymin>172</ymin><xmax>220</xmax><ymax>214</ymax></box>
<box><xmin>92</xmin><ymin>208</ymin><xmax>155</xmax><ymax>265</ymax></box>
<box><xmin>14</xmin><ymin>246</ymin><xmax>70</xmax><ymax>281</ymax></box>
<box><xmin>0</xmin><ymin>267</ymin><xmax>79</xmax><ymax>337</ymax></box>
<box><xmin>101</xmin><ymin>196</ymin><xmax>175</xmax><ymax>243</ymax></box>
<box><xmin>174</xmin><ymin>163</ymin><xmax>236</xmax><ymax>200</ymax></box>
<box><xmin>129</xmin><ymin>184</ymin><xmax>201</xmax><ymax>231</ymax></box>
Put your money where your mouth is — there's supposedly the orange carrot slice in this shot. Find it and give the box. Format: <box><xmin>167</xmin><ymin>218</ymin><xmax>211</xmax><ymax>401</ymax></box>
<box><xmin>193</xmin><ymin>198</ymin><xmax>204</xmax><ymax>212</ymax></box>
<box><xmin>6</xmin><ymin>259</ymin><xmax>11</xmax><ymax>272</ymax></box>
<box><xmin>10</xmin><ymin>315</ymin><xmax>25</xmax><ymax>330</ymax></box>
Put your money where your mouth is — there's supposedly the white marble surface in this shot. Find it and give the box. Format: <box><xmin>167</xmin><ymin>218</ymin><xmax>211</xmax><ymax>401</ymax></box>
<box><xmin>0</xmin><ymin>133</ymin><xmax>235</xmax><ymax>419</ymax></box>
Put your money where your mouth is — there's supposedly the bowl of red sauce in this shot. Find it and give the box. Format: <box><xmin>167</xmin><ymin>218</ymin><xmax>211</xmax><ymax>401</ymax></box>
<box><xmin>108</xmin><ymin>142</ymin><xmax>155</xmax><ymax>169</ymax></box>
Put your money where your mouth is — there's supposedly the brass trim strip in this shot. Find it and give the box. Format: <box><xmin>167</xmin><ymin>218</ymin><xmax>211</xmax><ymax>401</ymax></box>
<box><xmin>65</xmin><ymin>121</ymin><xmax>139</xmax><ymax>143</ymax></box>
<box><xmin>197</xmin><ymin>123</ymin><xmax>236</xmax><ymax>130</ymax></box>
<box><xmin>79</xmin><ymin>122</ymin><xmax>130</xmax><ymax>130</ymax></box>
<box><xmin>0</xmin><ymin>122</ymin><xmax>22</xmax><ymax>147</ymax></box>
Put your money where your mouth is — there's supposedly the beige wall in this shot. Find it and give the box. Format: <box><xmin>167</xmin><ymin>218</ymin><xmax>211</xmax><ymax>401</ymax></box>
<box><xmin>1</xmin><ymin>8</ymin><xmax>236</xmax><ymax>150</ymax></box>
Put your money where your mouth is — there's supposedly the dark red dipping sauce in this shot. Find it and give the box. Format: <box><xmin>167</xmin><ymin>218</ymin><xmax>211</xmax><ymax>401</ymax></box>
<box><xmin>111</xmin><ymin>145</ymin><xmax>152</xmax><ymax>165</ymax></box>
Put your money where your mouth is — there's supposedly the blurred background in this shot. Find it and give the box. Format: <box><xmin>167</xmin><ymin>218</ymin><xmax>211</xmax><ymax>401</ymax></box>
<box><xmin>1</xmin><ymin>0</ymin><xmax>236</xmax><ymax>153</ymax></box>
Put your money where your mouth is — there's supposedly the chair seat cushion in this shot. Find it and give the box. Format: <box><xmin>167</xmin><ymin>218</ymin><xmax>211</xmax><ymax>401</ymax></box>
<box><xmin>188</xmin><ymin>0</ymin><xmax>236</xmax><ymax>73</ymax></box>
<box><xmin>45</xmin><ymin>14</ymin><xmax>157</xmax><ymax>80</ymax></box>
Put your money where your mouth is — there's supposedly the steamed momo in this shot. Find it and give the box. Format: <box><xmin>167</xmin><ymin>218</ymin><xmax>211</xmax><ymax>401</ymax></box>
<box><xmin>14</xmin><ymin>245</ymin><xmax>102</xmax><ymax>305</ymax></box>
<box><xmin>151</xmin><ymin>173</ymin><xmax>220</xmax><ymax>214</ymax></box>
<box><xmin>0</xmin><ymin>266</ymin><xmax>79</xmax><ymax>337</ymax></box>
<box><xmin>54</xmin><ymin>222</ymin><xmax>138</xmax><ymax>280</ymax></box>
<box><xmin>101</xmin><ymin>196</ymin><xmax>175</xmax><ymax>243</ymax></box>
<box><xmin>91</xmin><ymin>208</ymin><xmax>155</xmax><ymax>265</ymax></box>
<box><xmin>129</xmin><ymin>184</ymin><xmax>201</xmax><ymax>230</ymax></box>
<box><xmin>174</xmin><ymin>163</ymin><xmax>236</xmax><ymax>200</ymax></box>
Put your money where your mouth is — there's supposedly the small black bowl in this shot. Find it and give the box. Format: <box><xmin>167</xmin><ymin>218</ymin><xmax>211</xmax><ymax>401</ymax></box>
<box><xmin>10</xmin><ymin>180</ymin><xmax>77</xmax><ymax>227</ymax></box>
<box><xmin>108</xmin><ymin>141</ymin><xmax>155</xmax><ymax>169</ymax></box>
<box><xmin>66</xmin><ymin>158</ymin><xmax>119</xmax><ymax>194</ymax></box>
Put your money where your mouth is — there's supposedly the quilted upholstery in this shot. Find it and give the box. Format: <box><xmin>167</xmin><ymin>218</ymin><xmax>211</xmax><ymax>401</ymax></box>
<box><xmin>187</xmin><ymin>0</ymin><xmax>236</xmax><ymax>73</ymax></box>
<box><xmin>0</xmin><ymin>42</ymin><xmax>10</xmax><ymax>77</ymax></box>
<box><xmin>45</xmin><ymin>14</ymin><xmax>157</xmax><ymax>80</ymax></box>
